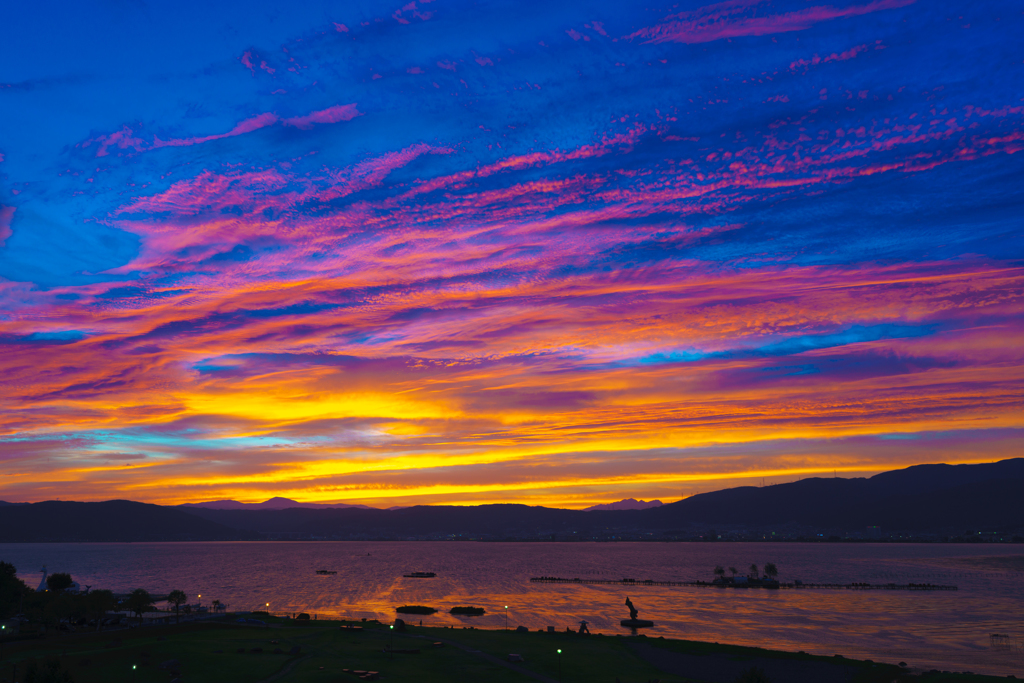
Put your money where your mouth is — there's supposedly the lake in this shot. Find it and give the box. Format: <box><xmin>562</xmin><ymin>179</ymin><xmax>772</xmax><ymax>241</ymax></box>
<box><xmin>3</xmin><ymin>541</ymin><xmax>1023</xmax><ymax>676</ymax></box>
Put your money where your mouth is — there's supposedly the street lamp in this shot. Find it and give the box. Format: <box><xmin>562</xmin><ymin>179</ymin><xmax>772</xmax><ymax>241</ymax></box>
<box><xmin>504</xmin><ymin>606</ymin><xmax>508</xmax><ymax>631</ymax></box>
<box><xmin>557</xmin><ymin>649</ymin><xmax>562</xmax><ymax>681</ymax></box>
<box><xmin>389</xmin><ymin>624</ymin><xmax>394</xmax><ymax>659</ymax></box>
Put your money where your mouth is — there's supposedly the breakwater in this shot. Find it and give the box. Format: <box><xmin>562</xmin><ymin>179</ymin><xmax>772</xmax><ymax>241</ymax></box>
<box><xmin>529</xmin><ymin>577</ymin><xmax>957</xmax><ymax>590</ymax></box>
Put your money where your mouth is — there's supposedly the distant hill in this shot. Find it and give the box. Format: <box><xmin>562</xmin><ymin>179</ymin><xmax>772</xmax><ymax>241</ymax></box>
<box><xmin>583</xmin><ymin>498</ymin><xmax>663</xmax><ymax>511</ymax></box>
<box><xmin>182</xmin><ymin>503</ymin><xmax>591</xmax><ymax>538</ymax></box>
<box><xmin>637</xmin><ymin>458</ymin><xmax>1024</xmax><ymax>532</ymax></box>
<box><xmin>0</xmin><ymin>500</ymin><xmax>260</xmax><ymax>542</ymax></box>
<box><xmin>1</xmin><ymin>459</ymin><xmax>1021</xmax><ymax>541</ymax></box>
<box><xmin>183</xmin><ymin>459</ymin><xmax>1024</xmax><ymax>539</ymax></box>
<box><xmin>180</xmin><ymin>496</ymin><xmax>374</xmax><ymax>510</ymax></box>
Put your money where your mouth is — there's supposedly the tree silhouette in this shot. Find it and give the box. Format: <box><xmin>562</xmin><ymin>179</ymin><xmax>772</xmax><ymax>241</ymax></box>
<box><xmin>749</xmin><ymin>564</ymin><xmax>759</xmax><ymax>579</ymax></box>
<box><xmin>0</xmin><ymin>561</ymin><xmax>30</xmax><ymax>620</ymax></box>
<box><xmin>167</xmin><ymin>590</ymin><xmax>187</xmax><ymax>624</ymax></box>
<box><xmin>86</xmin><ymin>589</ymin><xmax>116</xmax><ymax>631</ymax></box>
<box><xmin>45</xmin><ymin>573</ymin><xmax>73</xmax><ymax>594</ymax></box>
<box><xmin>125</xmin><ymin>588</ymin><xmax>153</xmax><ymax>627</ymax></box>
<box><xmin>729</xmin><ymin>566</ymin><xmax>737</xmax><ymax>577</ymax></box>
<box><xmin>713</xmin><ymin>565</ymin><xmax>726</xmax><ymax>580</ymax></box>
<box><xmin>764</xmin><ymin>562</ymin><xmax>778</xmax><ymax>581</ymax></box>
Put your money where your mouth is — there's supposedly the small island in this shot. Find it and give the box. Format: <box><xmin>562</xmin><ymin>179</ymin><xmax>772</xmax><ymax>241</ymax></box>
<box><xmin>396</xmin><ymin>605</ymin><xmax>437</xmax><ymax>615</ymax></box>
<box><xmin>449</xmin><ymin>606</ymin><xmax>486</xmax><ymax>615</ymax></box>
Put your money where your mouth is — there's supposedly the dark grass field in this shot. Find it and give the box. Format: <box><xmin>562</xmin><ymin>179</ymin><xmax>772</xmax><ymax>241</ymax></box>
<box><xmin>0</xmin><ymin>616</ymin><xmax>1010</xmax><ymax>683</ymax></box>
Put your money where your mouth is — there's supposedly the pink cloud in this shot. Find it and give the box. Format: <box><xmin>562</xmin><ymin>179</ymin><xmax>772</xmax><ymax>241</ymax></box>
<box><xmin>475</xmin><ymin>55</ymin><xmax>493</xmax><ymax>66</ymax></box>
<box><xmin>140</xmin><ymin>106</ymin><xmax>356</xmax><ymax>149</ymax></box>
<box><xmin>628</xmin><ymin>0</ymin><xmax>915</xmax><ymax>44</ymax></box>
<box><xmin>240</xmin><ymin>51</ymin><xmax>256</xmax><ymax>76</ymax></box>
<box><xmin>790</xmin><ymin>43</ymin><xmax>870</xmax><ymax>70</ymax></box>
<box><xmin>93</xmin><ymin>126</ymin><xmax>148</xmax><ymax>157</ymax></box>
<box><xmin>153</xmin><ymin>113</ymin><xmax>280</xmax><ymax>148</ymax></box>
<box><xmin>320</xmin><ymin>143</ymin><xmax>453</xmax><ymax>203</ymax></box>
<box><xmin>566</xmin><ymin>29</ymin><xmax>583</xmax><ymax>41</ymax></box>
<box><xmin>437</xmin><ymin>61</ymin><xmax>457</xmax><ymax>72</ymax></box>
<box><xmin>0</xmin><ymin>205</ymin><xmax>14</xmax><ymax>247</ymax></box>
<box><xmin>282</xmin><ymin>104</ymin><xmax>360</xmax><ymax>130</ymax></box>
<box><xmin>334</xmin><ymin>22</ymin><xmax>349</xmax><ymax>32</ymax></box>
<box><xmin>407</xmin><ymin>67</ymin><xmax>424</xmax><ymax>75</ymax></box>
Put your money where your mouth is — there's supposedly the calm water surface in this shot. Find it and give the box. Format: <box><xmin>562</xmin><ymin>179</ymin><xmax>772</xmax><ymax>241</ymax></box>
<box><xmin>4</xmin><ymin>542</ymin><xmax>1023</xmax><ymax>676</ymax></box>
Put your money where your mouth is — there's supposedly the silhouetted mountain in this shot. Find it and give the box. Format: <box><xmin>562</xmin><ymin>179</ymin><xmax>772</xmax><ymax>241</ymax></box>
<box><xmin>636</xmin><ymin>458</ymin><xmax>1024</xmax><ymax>532</ymax></box>
<box><xmin>583</xmin><ymin>498</ymin><xmax>663</xmax><ymax>511</ymax></box>
<box><xmin>183</xmin><ymin>459</ymin><xmax>1024</xmax><ymax>539</ymax></box>
<box><xmin>0</xmin><ymin>500</ymin><xmax>260</xmax><ymax>542</ymax></box>
<box><xmin>2</xmin><ymin>459</ymin><xmax>1021</xmax><ymax>541</ymax></box>
<box><xmin>180</xmin><ymin>496</ymin><xmax>374</xmax><ymax>510</ymax></box>
<box><xmin>183</xmin><ymin>503</ymin><xmax>594</xmax><ymax>538</ymax></box>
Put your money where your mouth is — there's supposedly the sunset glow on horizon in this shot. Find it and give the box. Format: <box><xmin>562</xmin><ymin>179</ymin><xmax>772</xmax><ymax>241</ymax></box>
<box><xmin>1</xmin><ymin>0</ymin><xmax>1022</xmax><ymax>508</ymax></box>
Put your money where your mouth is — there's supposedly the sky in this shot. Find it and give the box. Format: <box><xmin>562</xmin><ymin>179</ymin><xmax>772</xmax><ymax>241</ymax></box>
<box><xmin>0</xmin><ymin>0</ymin><xmax>1021</xmax><ymax>508</ymax></box>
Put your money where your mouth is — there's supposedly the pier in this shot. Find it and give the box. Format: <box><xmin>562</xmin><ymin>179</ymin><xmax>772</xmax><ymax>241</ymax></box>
<box><xmin>529</xmin><ymin>577</ymin><xmax>957</xmax><ymax>591</ymax></box>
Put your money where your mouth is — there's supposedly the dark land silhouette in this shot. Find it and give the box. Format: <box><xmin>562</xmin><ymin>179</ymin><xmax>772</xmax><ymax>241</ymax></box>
<box><xmin>179</xmin><ymin>496</ymin><xmax>376</xmax><ymax>511</ymax></box>
<box><xmin>0</xmin><ymin>500</ymin><xmax>259</xmax><ymax>542</ymax></box>
<box><xmin>1</xmin><ymin>458</ymin><xmax>1022</xmax><ymax>542</ymax></box>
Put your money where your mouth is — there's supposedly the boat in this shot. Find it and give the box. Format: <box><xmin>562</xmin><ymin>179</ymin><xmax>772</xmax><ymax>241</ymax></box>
<box><xmin>315</xmin><ymin>570</ymin><xmax>337</xmax><ymax>575</ymax></box>
<box><xmin>402</xmin><ymin>571</ymin><xmax>436</xmax><ymax>578</ymax></box>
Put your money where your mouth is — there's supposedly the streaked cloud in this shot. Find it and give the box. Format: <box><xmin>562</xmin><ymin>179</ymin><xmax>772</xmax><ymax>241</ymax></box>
<box><xmin>0</xmin><ymin>0</ymin><xmax>1021</xmax><ymax>507</ymax></box>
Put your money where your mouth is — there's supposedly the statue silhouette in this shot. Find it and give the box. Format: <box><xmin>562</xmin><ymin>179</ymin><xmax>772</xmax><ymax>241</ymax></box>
<box><xmin>625</xmin><ymin>596</ymin><xmax>638</xmax><ymax>620</ymax></box>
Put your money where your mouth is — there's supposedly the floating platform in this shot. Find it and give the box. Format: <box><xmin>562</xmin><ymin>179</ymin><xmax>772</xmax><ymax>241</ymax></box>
<box><xmin>529</xmin><ymin>577</ymin><xmax>956</xmax><ymax>591</ymax></box>
<box><xmin>620</xmin><ymin>619</ymin><xmax>654</xmax><ymax>628</ymax></box>
<box><xmin>403</xmin><ymin>571</ymin><xmax>437</xmax><ymax>578</ymax></box>
<box><xmin>316</xmin><ymin>570</ymin><xmax>337</xmax><ymax>575</ymax></box>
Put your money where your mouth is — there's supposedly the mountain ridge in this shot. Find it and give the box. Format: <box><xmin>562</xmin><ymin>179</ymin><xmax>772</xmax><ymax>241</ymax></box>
<box><xmin>0</xmin><ymin>500</ymin><xmax>260</xmax><ymax>542</ymax></box>
<box><xmin>0</xmin><ymin>459</ymin><xmax>1020</xmax><ymax>541</ymax></box>
<box><xmin>180</xmin><ymin>496</ymin><xmax>375</xmax><ymax>510</ymax></box>
<box><xmin>583</xmin><ymin>498</ymin><xmax>664</xmax><ymax>512</ymax></box>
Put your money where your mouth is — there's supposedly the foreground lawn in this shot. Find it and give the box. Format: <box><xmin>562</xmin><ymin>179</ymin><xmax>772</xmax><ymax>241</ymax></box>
<box><xmin>0</xmin><ymin>617</ymin><xmax>1012</xmax><ymax>683</ymax></box>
